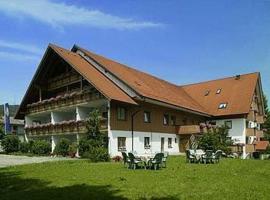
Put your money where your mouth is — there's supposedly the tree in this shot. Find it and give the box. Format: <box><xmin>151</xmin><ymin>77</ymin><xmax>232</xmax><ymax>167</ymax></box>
<box><xmin>198</xmin><ymin>126</ymin><xmax>232</xmax><ymax>154</ymax></box>
<box><xmin>0</xmin><ymin>125</ymin><xmax>4</xmax><ymax>140</ymax></box>
<box><xmin>79</xmin><ymin>109</ymin><xmax>109</xmax><ymax>162</ymax></box>
<box><xmin>263</xmin><ymin>94</ymin><xmax>270</xmax><ymax>141</ymax></box>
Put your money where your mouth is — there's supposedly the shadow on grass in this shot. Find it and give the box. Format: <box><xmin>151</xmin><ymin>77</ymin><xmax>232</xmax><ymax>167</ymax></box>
<box><xmin>0</xmin><ymin>170</ymin><xmax>127</xmax><ymax>200</ymax></box>
<box><xmin>0</xmin><ymin>169</ymin><xmax>181</xmax><ymax>200</ymax></box>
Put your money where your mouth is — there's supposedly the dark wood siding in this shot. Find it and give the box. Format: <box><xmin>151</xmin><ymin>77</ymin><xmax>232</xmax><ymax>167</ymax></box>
<box><xmin>110</xmin><ymin>101</ymin><xmax>206</xmax><ymax>133</ymax></box>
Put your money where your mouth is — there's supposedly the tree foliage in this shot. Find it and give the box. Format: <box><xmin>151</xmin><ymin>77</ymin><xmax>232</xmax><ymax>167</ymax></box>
<box><xmin>79</xmin><ymin>109</ymin><xmax>109</xmax><ymax>162</ymax></box>
<box><xmin>198</xmin><ymin>126</ymin><xmax>232</xmax><ymax>154</ymax></box>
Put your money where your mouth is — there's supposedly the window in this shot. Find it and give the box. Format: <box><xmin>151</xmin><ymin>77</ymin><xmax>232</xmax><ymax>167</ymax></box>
<box><xmin>171</xmin><ymin>115</ymin><xmax>176</xmax><ymax>125</ymax></box>
<box><xmin>175</xmin><ymin>138</ymin><xmax>177</xmax><ymax>143</ymax></box>
<box><xmin>117</xmin><ymin>107</ymin><xmax>126</xmax><ymax>120</ymax></box>
<box><xmin>168</xmin><ymin>138</ymin><xmax>172</xmax><ymax>148</ymax></box>
<box><xmin>218</xmin><ymin>103</ymin><xmax>227</xmax><ymax>109</ymax></box>
<box><xmin>144</xmin><ymin>137</ymin><xmax>150</xmax><ymax>149</ymax></box>
<box><xmin>117</xmin><ymin>137</ymin><xmax>126</xmax><ymax>151</ymax></box>
<box><xmin>225</xmin><ymin>120</ymin><xmax>232</xmax><ymax>129</ymax></box>
<box><xmin>163</xmin><ymin>114</ymin><xmax>169</xmax><ymax>125</ymax></box>
<box><xmin>144</xmin><ymin>111</ymin><xmax>151</xmax><ymax>123</ymax></box>
<box><xmin>205</xmin><ymin>90</ymin><xmax>210</xmax><ymax>96</ymax></box>
<box><xmin>216</xmin><ymin>88</ymin><xmax>222</xmax><ymax>94</ymax></box>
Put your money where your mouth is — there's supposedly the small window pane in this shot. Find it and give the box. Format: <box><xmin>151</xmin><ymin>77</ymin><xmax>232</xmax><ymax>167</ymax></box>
<box><xmin>144</xmin><ymin>111</ymin><xmax>151</xmax><ymax>123</ymax></box>
<box><xmin>144</xmin><ymin>137</ymin><xmax>150</xmax><ymax>149</ymax></box>
<box><xmin>117</xmin><ymin>107</ymin><xmax>126</xmax><ymax>120</ymax></box>
<box><xmin>225</xmin><ymin>121</ymin><xmax>232</xmax><ymax>129</ymax></box>
<box><xmin>163</xmin><ymin>114</ymin><xmax>169</xmax><ymax>125</ymax></box>
<box><xmin>216</xmin><ymin>89</ymin><xmax>222</xmax><ymax>94</ymax></box>
<box><xmin>171</xmin><ymin>116</ymin><xmax>176</xmax><ymax>125</ymax></box>
<box><xmin>168</xmin><ymin>138</ymin><xmax>172</xmax><ymax>148</ymax></box>
<box><xmin>218</xmin><ymin>103</ymin><xmax>227</xmax><ymax>109</ymax></box>
<box><xmin>118</xmin><ymin>137</ymin><xmax>126</xmax><ymax>151</ymax></box>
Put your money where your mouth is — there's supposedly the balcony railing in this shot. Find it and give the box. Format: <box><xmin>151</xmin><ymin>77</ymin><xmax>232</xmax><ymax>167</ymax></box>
<box><xmin>246</xmin><ymin>144</ymin><xmax>256</xmax><ymax>153</ymax></box>
<box><xmin>27</xmin><ymin>90</ymin><xmax>104</xmax><ymax>114</ymax></box>
<box><xmin>48</xmin><ymin>72</ymin><xmax>81</xmax><ymax>91</ymax></box>
<box><xmin>247</xmin><ymin>111</ymin><xmax>255</xmax><ymax>121</ymax></box>
<box><xmin>246</xmin><ymin>128</ymin><xmax>256</xmax><ymax>136</ymax></box>
<box><xmin>25</xmin><ymin>119</ymin><xmax>107</xmax><ymax>136</ymax></box>
<box><xmin>176</xmin><ymin>125</ymin><xmax>203</xmax><ymax>135</ymax></box>
<box><xmin>256</xmin><ymin>130</ymin><xmax>264</xmax><ymax>138</ymax></box>
<box><xmin>255</xmin><ymin>115</ymin><xmax>264</xmax><ymax>124</ymax></box>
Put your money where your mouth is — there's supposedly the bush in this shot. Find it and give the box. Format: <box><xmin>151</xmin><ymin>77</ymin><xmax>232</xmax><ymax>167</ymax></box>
<box><xmin>54</xmin><ymin>138</ymin><xmax>71</xmax><ymax>156</ymax></box>
<box><xmin>78</xmin><ymin>138</ymin><xmax>91</xmax><ymax>155</ymax></box>
<box><xmin>1</xmin><ymin>135</ymin><xmax>20</xmax><ymax>153</ymax></box>
<box><xmin>19</xmin><ymin>142</ymin><xmax>30</xmax><ymax>153</ymax></box>
<box><xmin>32</xmin><ymin>140</ymin><xmax>51</xmax><ymax>155</ymax></box>
<box><xmin>82</xmin><ymin>147</ymin><xmax>110</xmax><ymax>162</ymax></box>
<box><xmin>68</xmin><ymin>142</ymin><xmax>77</xmax><ymax>158</ymax></box>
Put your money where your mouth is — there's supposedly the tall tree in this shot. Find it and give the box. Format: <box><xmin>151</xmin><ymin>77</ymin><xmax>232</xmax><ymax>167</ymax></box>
<box><xmin>263</xmin><ymin>94</ymin><xmax>270</xmax><ymax>141</ymax></box>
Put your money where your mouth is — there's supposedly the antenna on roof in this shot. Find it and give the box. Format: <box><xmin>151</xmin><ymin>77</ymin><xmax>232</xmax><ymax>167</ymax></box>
<box><xmin>235</xmin><ymin>75</ymin><xmax>241</xmax><ymax>80</ymax></box>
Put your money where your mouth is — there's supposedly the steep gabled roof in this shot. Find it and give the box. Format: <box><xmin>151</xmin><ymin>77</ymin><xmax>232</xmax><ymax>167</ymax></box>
<box><xmin>73</xmin><ymin>46</ymin><xmax>208</xmax><ymax>115</ymax></box>
<box><xmin>182</xmin><ymin>73</ymin><xmax>260</xmax><ymax>116</ymax></box>
<box><xmin>15</xmin><ymin>44</ymin><xmax>137</xmax><ymax>119</ymax></box>
<box><xmin>50</xmin><ymin>44</ymin><xmax>137</xmax><ymax>105</ymax></box>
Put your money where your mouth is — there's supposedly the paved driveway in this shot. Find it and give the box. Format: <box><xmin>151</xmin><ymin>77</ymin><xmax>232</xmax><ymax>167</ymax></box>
<box><xmin>0</xmin><ymin>154</ymin><xmax>72</xmax><ymax>168</ymax></box>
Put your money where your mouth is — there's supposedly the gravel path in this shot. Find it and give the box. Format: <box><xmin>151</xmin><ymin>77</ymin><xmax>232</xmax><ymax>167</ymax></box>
<box><xmin>0</xmin><ymin>154</ymin><xmax>73</xmax><ymax>168</ymax></box>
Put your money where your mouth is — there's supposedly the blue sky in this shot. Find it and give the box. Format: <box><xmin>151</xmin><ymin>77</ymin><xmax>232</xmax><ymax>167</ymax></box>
<box><xmin>0</xmin><ymin>0</ymin><xmax>269</xmax><ymax>106</ymax></box>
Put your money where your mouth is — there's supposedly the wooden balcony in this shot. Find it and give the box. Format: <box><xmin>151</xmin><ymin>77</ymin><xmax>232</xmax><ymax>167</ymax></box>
<box><xmin>25</xmin><ymin>119</ymin><xmax>107</xmax><ymax>136</ymax></box>
<box><xmin>246</xmin><ymin>128</ymin><xmax>255</xmax><ymax>136</ymax></box>
<box><xmin>256</xmin><ymin>130</ymin><xmax>264</xmax><ymax>138</ymax></box>
<box><xmin>255</xmin><ymin>115</ymin><xmax>264</xmax><ymax>124</ymax></box>
<box><xmin>27</xmin><ymin>90</ymin><xmax>104</xmax><ymax>114</ymax></box>
<box><xmin>176</xmin><ymin>125</ymin><xmax>202</xmax><ymax>135</ymax></box>
<box><xmin>247</xmin><ymin>111</ymin><xmax>255</xmax><ymax>121</ymax></box>
<box><xmin>246</xmin><ymin>144</ymin><xmax>256</xmax><ymax>153</ymax></box>
<box><xmin>48</xmin><ymin>72</ymin><xmax>81</xmax><ymax>91</ymax></box>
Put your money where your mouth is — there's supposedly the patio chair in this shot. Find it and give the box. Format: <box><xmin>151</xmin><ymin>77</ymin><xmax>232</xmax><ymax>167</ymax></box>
<box><xmin>128</xmin><ymin>152</ymin><xmax>146</xmax><ymax>170</ymax></box>
<box><xmin>121</xmin><ymin>152</ymin><xmax>131</xmax><ymax>168</ymax></box>
<box><xmin>148</xmin><ymin>153</ymin><xmax>163</xmax><ymax>170</ymax></box>
<box><xmin>212</xmin><ymin>150</ymin><xmax>222</xmax><ymax>163</ymax></box>
<box><xmin>202</xmin><ymin>150</ymin><xmax>214</xmax><ymax>164</ymax></box>
<box><xmin>162</xmin><ymin>152</ymin><xmax>169</xmax><ymax>168</ymax></box>
<box><xmin>186</xmin><ymin>150</ymin><xmax>196</xmax><ymax>163</ymax></box>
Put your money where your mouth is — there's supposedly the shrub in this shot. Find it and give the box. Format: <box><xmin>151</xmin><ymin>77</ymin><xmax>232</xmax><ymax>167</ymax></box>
<box><xmin>68</xmin><ymin>142</ymin><xmax>77</xmax><ymax>158</ymax></box>
<box><xmin>82</xmin><ymin>147</ymin><xmax>110</xmax><ymax>162</ymax></box>
<box><xmin>1</xmin><ymin>135</ymin><xmax>20</xmax><ymax>153</ymax></box>
<box><xmin>32</xmin><ymin>140</ymin><xmax>51</xmax><ymax>155</ymax></box>
<box><xmin>78</xmin><ymin>138</ymin><xmax>91</xmax><ymax>155</ymax></box>
<box><xmin>54</xmin><ymin>138</ymin><xmax>71</xmax><ymax>156</ymax></box>
<box><xmin>19</xmin><ymin>142</ymin><xmax>30</xmax><ymax>153</ymax></box>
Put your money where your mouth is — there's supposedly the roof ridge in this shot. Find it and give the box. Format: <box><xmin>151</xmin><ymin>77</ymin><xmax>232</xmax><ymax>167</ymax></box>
<box><xmin>181</xmin><ymin>72</ymin><xmax>259</xmax><ymax>87</ymax></box>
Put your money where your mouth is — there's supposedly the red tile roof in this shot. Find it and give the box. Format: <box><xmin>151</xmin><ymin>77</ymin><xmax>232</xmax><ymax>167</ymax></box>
<box><xmin>50</xmin><ymin>44</ymin><xmax>137</xmax><ymax>105</ymax></box>
<box><xmin>182</xmin><ymin>73</ymin><xmax>259</xmax><ymax>116</ymax></box>
<box><xmin>75</xmin><ymin>46</ymin><xmax>209</xmax><ymax>115</ymax></box>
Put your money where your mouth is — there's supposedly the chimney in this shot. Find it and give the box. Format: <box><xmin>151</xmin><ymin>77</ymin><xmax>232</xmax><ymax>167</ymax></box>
<box><xmin>235</xmin><ymin>75</ymin><xmax>241</xmax><ymax>80</ymax></box>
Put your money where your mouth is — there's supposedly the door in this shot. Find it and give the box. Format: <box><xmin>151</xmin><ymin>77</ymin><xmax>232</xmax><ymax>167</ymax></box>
<box><xmin>161</xmin><ymin>137</ymin><xmax>164</xmax><ymax>152</ymax></box>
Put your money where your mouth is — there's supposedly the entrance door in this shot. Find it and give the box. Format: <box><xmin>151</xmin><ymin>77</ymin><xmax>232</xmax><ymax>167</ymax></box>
<box><xmin>161</xmin><ymin>137</ymin><xmax>164</xmax><ymax>152</ymax></box>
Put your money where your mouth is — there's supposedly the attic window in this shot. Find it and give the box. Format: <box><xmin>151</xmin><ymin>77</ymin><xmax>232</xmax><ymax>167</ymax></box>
<box><xmin>205</xmin><ymin>90</ymin><xmax>210</xmax><ymax>96</ymax></box>
<box><xmin>218</xmin><ymin>103</ymin><xmax>227</xmax><ymax>109</ymax></box>
<box><xmin>216</xmin><ymin>89</ymin><xmax>222</xmax><ymax>94</ymax></box>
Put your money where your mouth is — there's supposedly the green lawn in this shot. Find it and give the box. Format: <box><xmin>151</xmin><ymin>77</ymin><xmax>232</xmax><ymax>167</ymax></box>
<box><xmin>0</xmin><ymin>156</ymin><xmax>269</xmax><ymax>200</ymax></box>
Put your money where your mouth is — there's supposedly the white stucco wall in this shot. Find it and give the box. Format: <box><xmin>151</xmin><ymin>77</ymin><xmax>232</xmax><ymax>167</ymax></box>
<box><xmin>210</xmin><ymin>118</ymin><xmax>246</xmax><ymax>144</ymax></box>
<box><xmin>108</xmin><ymin>130</ymin><xmax>179</xmax><ymax>157</ymax></box>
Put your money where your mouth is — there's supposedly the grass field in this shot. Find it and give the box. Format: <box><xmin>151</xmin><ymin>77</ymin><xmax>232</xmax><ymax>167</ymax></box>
<box><xmin>0</xmin><ymin>156</ymin><xmax>269</xmax><ymax>200</ymax></box>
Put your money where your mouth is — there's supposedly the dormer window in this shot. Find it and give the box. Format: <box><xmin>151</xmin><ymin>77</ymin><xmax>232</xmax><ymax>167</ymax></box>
<box><xmin>218</xmin><ymin>103</ymin><xmax>227</xmax><ymax>109</ymax></box>
<box><xmin>216</xmin><ymin>89</ymin><xmax>222</xmax><ymax>94</ymax></box>
<box><xmin>205</xmin><ymin>90</ymin><xmax>210</xmax><ymax>96</ymax></box>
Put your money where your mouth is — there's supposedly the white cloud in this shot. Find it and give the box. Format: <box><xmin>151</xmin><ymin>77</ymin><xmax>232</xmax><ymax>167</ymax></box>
<box><xmin>0</xmin><ymin>0</ymin><xmax>162</xmax><ymax>30</ymax></box>
<box><xmin>0</xmin><ymin>40</ymin><xmax>43</xmax><ymax>55</ymax></box>
<box><xmin>0</xmin><ymin>51</ymin><xmax>39</xmax><ymax>62</ymax></box>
